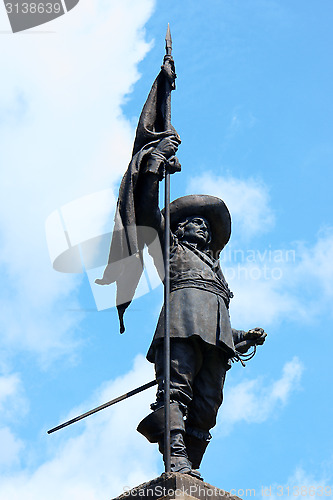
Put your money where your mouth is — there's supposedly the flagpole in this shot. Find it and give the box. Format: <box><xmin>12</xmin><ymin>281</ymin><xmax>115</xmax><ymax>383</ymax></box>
<box><xmin>164</xmin><ymin>169</ymin><xmax>171</xmax><ymax>473</ymax></box>
<box><xmin>163</xmin><ymin>23</ymin><xmax>173</xmax><ymax>473</ymax></box>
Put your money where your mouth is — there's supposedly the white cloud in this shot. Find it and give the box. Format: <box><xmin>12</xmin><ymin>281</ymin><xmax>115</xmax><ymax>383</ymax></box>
<box><xmin>188</xmin><ymin>172</ymin><xmax>275</xmax><ymax>240</ymax></box>
<box><xmin>188</xmin><ymin>174</ymin><xmax>333</xmax><ymax>328</ymax></box>
<box><xmin>0</xmin><ymin>374</ymin><xmax>20</xmax><ymax>405</ymax></box>
<box><xmin>296</xmin><ymin>229</ymin><xmax>333</xmax><ymax>300</ymax></box>
<box><xmin>228</xmin><ymin>272</ymin><xmax>300</xmax><ymax>327</ymax></box>
<box><xmin>0</xmin><ymin>373</ymin><xmax>28</xmax><ymax>424</ymax></box>
<box><xmin>263</xmin><ymin>465</ymin><xmax>333</xmax><ymax>500</ymax></box>
<box><xmin>227</xmin><ymin>230</ymin><xmax>333</xmax><ymax>327</ymax></box>
<box><xmin>0</xmin><ymin>355</ymin><xmax>159</xmax><ymax>500</ymax></box>
<box><xmin>0</xmin><ymin>0</ymin><xmax>156</xmax><ymax>361</ymax></box>
<box><xmin>218</xmin><ymin>357</ymin><xmax>303</xmax><ymax>436</ymax></box>
<box><xmin>0</xmin><ymin>427</ymin><xmax>24</xmax><ymax>468</ymax></box>
<box><xmin>0</xmin><ymin>373</ymin><xmax>27</xmax><ymax>469</ymax></box>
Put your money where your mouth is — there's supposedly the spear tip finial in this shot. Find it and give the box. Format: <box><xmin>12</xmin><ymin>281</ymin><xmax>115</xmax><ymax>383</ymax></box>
<box><xmin>165</xmin><ymin>23</ymin><xmax>172</xmax><ymax>56</ymax></box>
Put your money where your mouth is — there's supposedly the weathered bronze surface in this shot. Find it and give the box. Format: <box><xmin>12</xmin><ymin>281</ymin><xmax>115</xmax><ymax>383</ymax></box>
<box><xmin>97</xmin><ymin>30</ymin><xmax>267</xmax><ymax>479</ymax></box>
<box><xmin>135</xmin><ymin>133</ymin><xmax>266</xmax><ymax>478</ymax></box>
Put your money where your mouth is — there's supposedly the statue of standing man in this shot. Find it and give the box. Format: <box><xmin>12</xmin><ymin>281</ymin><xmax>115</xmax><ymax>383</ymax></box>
<box><xmin>96</xmin><ymin>29</ymin><xmax>267</xmax><ymax>480</ymax></box>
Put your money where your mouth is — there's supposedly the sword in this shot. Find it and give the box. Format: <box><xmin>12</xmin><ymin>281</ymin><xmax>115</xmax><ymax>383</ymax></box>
<box><xmin>47</xmin><ymin>379</ymin><xmax>157</xmax><ymax>435</ymax></box>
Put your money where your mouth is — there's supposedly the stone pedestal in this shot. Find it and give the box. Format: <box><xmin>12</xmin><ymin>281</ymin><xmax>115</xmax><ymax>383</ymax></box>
<box><xmin>114</xmin><ymin>472</ymin><xmax>242</xmax><ymax>500</ymax></box>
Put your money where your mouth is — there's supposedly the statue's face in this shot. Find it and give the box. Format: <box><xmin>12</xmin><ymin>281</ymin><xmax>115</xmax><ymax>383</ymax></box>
<box><xmin>181</xmin><ymin>216</ymin><xmax>211</xmax><ymax>249</ymax></box>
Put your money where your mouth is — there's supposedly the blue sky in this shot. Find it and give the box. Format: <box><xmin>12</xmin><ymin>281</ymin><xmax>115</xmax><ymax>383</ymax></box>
<box><xmin>0</xmin><ymin>0</ymin><xmax>332</xmax><ymax>498</ymax></box>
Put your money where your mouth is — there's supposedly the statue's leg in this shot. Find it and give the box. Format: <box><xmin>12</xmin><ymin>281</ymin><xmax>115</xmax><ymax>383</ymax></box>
<box><xmin>152</xmin><ymin>338</ymin><xmax>201</xmax><ymax>410</ymax></box>
<box><xmin>185</xmin><ymin>343</ymin><xmax>229</xmax><ymax>469</ymax></box>
<box><xmin>184</xmin><ymin>430</ymin><xmax>211</xmax><ymax>470</ymax></box>
<box><xmin>137</xmin><ymin>338</ymin><xmax>202</xmax><ymax>476</ymax></box>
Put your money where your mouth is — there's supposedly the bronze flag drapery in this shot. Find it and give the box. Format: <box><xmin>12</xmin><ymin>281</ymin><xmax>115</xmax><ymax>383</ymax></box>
<box><xmin>95</xmin><ymin>59</ymin><xmax>178</xmax><ymax>333</ymax></box>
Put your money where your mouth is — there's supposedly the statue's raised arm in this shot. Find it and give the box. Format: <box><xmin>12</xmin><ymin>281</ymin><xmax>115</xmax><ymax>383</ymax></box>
<box><xmin>95</xmin><ymin>39</ymin><xmax>180</xmax><ymax>333</ymax></box>
<box><xmin>135</xmin><ymin>135</ymin><xmax>181</xmax><ymax>238</ymax></box>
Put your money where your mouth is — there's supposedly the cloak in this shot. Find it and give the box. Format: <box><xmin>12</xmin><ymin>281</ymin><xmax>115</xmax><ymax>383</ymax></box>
<box><xmin>96</xmin><ymin>64</ymin><xmax>178</xmax><ymax>333</ymax></box>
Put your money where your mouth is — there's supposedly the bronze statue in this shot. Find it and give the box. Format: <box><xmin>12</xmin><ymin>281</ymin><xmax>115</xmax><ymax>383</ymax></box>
<box><xmin>95</xmin><ymin>28</ymin><xmax>267</xmax><ymax>479</ymax></box>
<box><xmin>47</xmin><ymin>28</ymin><xmax>266</xmax><ymax>482</ymax></box>
<box><xmin>134</xmin><ymin>135</ymin><xmax>266</xmax><ymax>478</ymax></box>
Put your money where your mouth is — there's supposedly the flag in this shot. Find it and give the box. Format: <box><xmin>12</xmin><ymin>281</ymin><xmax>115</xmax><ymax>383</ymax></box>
<box><xmin>95</xmin><ymin>61</ymin><xmax>178</xmax><ymax>333</ymax></box>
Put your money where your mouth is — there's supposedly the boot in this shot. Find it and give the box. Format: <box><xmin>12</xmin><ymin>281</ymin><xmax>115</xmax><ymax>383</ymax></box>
<box><xmin>159</xmin><ymin>430</ymin><xmax>203</xmax><ymax>479</ymax></box>
<box><xmin>168</xmin><ymin>431</ymin><xmax>192</xmax><ymax>474</ymax></box>
<box><xmin>137</xmin><ymin>402</ymin><xmax>185</xmax><ymax>443</ymax></box>
<box><xmin>167</xmin><ymin>432</ymin><xmax>202</xmax><ymax>479</ymax></box>
<box><xmin>137</xmin><ymin>405</ymin><xmax>166</xmax><ymax>443</ymax></box>
<box><xmin>184</xmin><ymin>428</ymin><xmax>212</xmax><ymax>470</ymax></box>
<box><xmin>137</xmin><ymin>403</ymin><xmax>201</xmax><ymax>478</ymax></box>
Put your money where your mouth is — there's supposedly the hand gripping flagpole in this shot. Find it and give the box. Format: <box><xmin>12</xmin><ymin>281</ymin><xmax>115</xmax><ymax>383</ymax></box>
<box><xmin>163</xmin><ymin>23</ymin><xmax>173</xmax><ymax>473</ymax></box>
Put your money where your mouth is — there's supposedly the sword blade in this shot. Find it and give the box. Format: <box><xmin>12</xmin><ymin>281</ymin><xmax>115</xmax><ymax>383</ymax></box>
<box><xmin>47</xmin><ymin>379</ymin><xmax>157</xmax><ymax>434</ymax></box>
